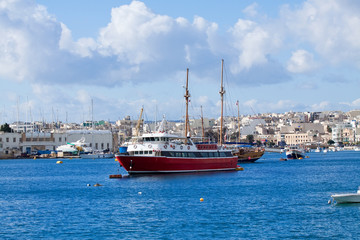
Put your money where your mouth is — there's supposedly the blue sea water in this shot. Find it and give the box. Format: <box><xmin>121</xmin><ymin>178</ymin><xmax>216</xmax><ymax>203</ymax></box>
<box><xmin>1</xmin><ymin>151</ymin><xmax>360</xmax><ymax>239</ymax></box>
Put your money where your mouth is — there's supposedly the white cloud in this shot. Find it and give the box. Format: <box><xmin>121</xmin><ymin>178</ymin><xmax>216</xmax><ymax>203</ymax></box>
<box><xmin>287</xmin><ymin>49</ymin><xmax>317</xmax><ymax>73</ymax></box>
<box><xmin>76</xmin><ymin>90</ymin><xmax>91</xmax><ymax>105</ymax></box>
<box><xmin>59</xmin><ymin>23</ymin><xmax>96</xmax><ymax>58</ymax></box>
<box><xmin>0</xmin><ymin>0</ymin><xmax>61</xmax><ymax>82</ymax></box>
<box><xmin>351</xmin><ymin>98</ymin><xmax>360</xmax><ymax>107</ymax></box>
<box><xmin>97</xmin><ymin>1</ymin><xmax>174</xmax><ymax>64</ymax></box>
<box><xmin>229</xmin><ymin>19</ymin><xmax>281</xmax><ymax>73</ymax></box>
<box><xmin>310</xmin><ymin>101</ymin><xmax>330</xmax><ymax>111</ymax></box>
<box><xmin>243</xmin><ymin>3</ymin><xmax>259</xmax><ymax>17</ymax></box>
<box><xmin>281</xmin><ymin>0</ymin><xmax>360</xmax><ymax>66</ymax></box>
<box><xmin>340</xmin><ymin>98</ymin><xmax>360</xmax><ymax>107</ymax></box>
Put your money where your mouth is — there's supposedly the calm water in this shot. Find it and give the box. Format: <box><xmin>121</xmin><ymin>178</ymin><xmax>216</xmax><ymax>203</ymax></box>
<box><xmin>1</xmin><ymin>151</ymin><xmax>360</xmax><ymax>239</ymax></box>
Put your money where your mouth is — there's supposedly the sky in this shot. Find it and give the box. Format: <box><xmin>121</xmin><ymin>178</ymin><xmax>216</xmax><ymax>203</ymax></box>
<box><xmin>1</xmin><ymin>0</ymin><xmax>360</xmax><ymax>124</ymax></box>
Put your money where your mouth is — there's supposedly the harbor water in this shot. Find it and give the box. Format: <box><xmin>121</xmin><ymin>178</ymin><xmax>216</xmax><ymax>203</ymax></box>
<box><xmin>1</xmin><ymin>151</ymin><xmax>360</xmax><ymax>239</ymax></box>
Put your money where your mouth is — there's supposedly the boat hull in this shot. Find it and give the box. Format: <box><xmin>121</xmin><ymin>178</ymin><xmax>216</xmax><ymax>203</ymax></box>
<box><xmin>286</xmin><ymin>150</ymin><xmax>305</xmax><ymax>159</ymax></box>
<box><xmin>115</xmin><ymin>155</ymin><xmax>238</xmax><ymax>174</ymax></box>
<box><xmin>331</xmin><ymin>193</ymin><xmax>360</xmax><ymax>203</ymax></box>
<box><xmin>234</xmin><ymin>149</ymin><xmax>265</xmax><ymax>163</ymax></box>
<box><xmin>80</xmin><ymin>153</ymin><xmax>115</xmax><ymax>159</ymax></box>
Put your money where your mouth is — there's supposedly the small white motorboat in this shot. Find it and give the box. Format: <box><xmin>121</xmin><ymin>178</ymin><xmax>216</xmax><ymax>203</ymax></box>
<box><xmin>331</xmin><ymin>187</ymin><xmax>360</xmax><ymax>204</ymax></box>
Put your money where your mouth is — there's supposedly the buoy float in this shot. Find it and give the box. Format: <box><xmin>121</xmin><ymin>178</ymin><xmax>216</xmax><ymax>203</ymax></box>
<box><xmin>114</xmin><ymin>158</ymin><xmax>118</xmax><ymax>161</ymax></box>
<box><xmin>56</xmin><ymin>161</ymin><xmax>63</xmax><ymax>164</ymax></box>
<box><xmin>138</xmin><ymin>192</ymin><xmax>142</xmax><ymax>195</ymax></box>
<box><xmin>200</xmin><ymin>198</ymin><xmax>204</xmax><ymax>202</ymax></box>
<box><xmin>109</xmin><ymin>174</ymin><xmax>122</xmax><ymax>179</ymax></box>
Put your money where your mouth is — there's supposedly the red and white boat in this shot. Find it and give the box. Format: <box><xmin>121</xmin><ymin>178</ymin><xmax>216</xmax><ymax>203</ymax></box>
<box><xmin>115</xmin><ymin>64</ymin><xmax>238</xmax><ymax>174</ymax></box>
<box><xmin>115</xmin><ymin>127</ymin><xmax>238</xmax><ymax>174</ymax></box>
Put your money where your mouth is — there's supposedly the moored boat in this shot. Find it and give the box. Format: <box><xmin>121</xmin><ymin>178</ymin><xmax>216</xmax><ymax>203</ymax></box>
<box><xmin>225</xmin><ymin>144</ymin><xmax>265</xmax><ymax>163</ymax></box>
<box><xmin>331</xmin><ymin>187</ymin><xmax>360</xmax><ymax>204</ymax></box>
<box><xmin>285</xmin><ymin>146</ymin><xmax>305</xmax><ymax>159</ymax></box>
<box><xmin>80</xmin><ymin>150</ymin><xmax>115</xmax><ymax>159</ymax></box>
<box><xmin>115</xmin><ymin>65</ymin><xmax>239</xmax><ymax>174</ymax></box>
<box><xmin>56</xmin><ymin>137</ymin><xmax>92</xmax><ymax>156</ymax></box>
<box><xmin>115</xmin><ymin>128</ymin><xmax>238</xmax><ymax>174</ymax></box>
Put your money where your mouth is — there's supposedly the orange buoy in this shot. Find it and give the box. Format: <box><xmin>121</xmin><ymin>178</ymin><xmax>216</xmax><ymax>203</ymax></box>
<box><xmin>109</xmin><ymin>174</ymin><xmax>122</xmax><ymax>179</ymax></box>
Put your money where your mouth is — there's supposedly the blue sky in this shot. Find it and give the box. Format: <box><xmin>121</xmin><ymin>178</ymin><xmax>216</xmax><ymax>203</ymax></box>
<box><xmin>1</xmin><ymin>0</ymin><xmax>360</xmax><ymax>124</ymax></box>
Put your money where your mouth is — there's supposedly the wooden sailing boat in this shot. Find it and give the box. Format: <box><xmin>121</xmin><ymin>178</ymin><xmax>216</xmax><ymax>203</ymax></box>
<box><xmin>219</xmin><ymin>60</ymin><xmax>265</xmax><ymax>163</ymax></box>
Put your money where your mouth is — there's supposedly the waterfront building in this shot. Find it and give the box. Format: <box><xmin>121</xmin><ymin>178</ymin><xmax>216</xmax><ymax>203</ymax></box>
<box><xmin>0</xmin><ymin>132</ymin><xmax>22</xmax><ymax>158</ymax></box>
<box><xmin>332</xmin><ymin>123</ymin><xmax>354</xmax><ymax>145</ymax></box>
<box><xmin>9</xmin><ymin>121</ymin><xmax>36</xmax><ymax>132</ymax></box>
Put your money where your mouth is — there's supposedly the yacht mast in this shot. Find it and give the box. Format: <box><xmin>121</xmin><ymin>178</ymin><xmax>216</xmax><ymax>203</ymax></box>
<box><xmin>135</xmin><ymin>107</ymin><xmax>143</xmax><ymax>138</ymax></box>
<box><xmin>219</xmin><ymin>59</ymin><xmax>225</xmax><ymax>146</ymax></box>
<box><xmin>184</xmin><ymin>68</ymin><xmax>190</xmax><ymax>143</ymax></box>
<box><xmin>201</xmin><ymin>105</ymin><xmax>205</xmax><ymax>142</ymax></box>
<box><xmin>237</xmin><ymin>100</ymin><xmax>241</xmax><ymax>143</ymax></box>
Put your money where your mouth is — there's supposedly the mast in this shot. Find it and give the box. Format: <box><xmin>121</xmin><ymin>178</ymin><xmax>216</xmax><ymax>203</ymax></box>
<box><xmin>184</xmin><ymin>68</ymin><xmax>190</xmax><ymax>143</ymax></box>
<box><xmin>201</xmin><ymin>105</ymin><xmax>205</xmax><ymax>142</ymax></box>
<box><xmin>237</xmin><ymin>100</ymin><xmax>241</xmax><ymax>143</ymax></box>
<box><xmin>135</xmin><ymin>107</ymin><xmax>143</xmax><ymax>138</ymax></box>
<box><xmin>219</xmin><ymin>59</ymin><xmax>225</xmax><ymax>146</ymax></box>
<box><xmin>91</xmin><ymin>99</ymin><xmax>94</xmax><ymax>130</ymax></box>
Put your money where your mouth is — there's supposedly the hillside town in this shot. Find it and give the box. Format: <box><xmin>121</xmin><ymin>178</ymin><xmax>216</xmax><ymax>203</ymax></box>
<box><xmin>1</xmin><ymin>109</ymin><xmax>360</xmax><ymax>159</ymax></box>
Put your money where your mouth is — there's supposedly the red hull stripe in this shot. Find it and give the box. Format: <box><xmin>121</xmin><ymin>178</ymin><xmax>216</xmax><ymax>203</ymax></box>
<box><xmin>115</xmin><ymin>155</ymin><xmax>238</xmax><ymax>174</ymax></box>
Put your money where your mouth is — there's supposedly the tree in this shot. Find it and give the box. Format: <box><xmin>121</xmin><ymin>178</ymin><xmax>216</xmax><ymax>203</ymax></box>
<box><xmin>246</xmin><ymin>134</ymin><xmax>254</xmax><ymax>144</ymax></box>
<box><xmin>327</xmin><ymin>126</ymin><xmax>332</xmax><ymax>133</ymax></box>
<box><xmin>204</xmin><ymin>130</ymin><xmax>218</xmax><ymax>143</ymax></box>
<box><xmin>0</xmin><ymin>123</ymin><xmax>12</xmax><ymax>133</ymax></box>
<box><xmin>327</xmin><ymin>139</ymin><xmax>335</xmax><ymax>145</ymax></box>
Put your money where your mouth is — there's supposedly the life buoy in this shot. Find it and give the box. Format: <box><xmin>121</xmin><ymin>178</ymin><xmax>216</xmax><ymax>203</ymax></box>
<box><xmin>134</xmin><ymin>145</ymin><xmax>137</xmax><ymax>149</ymax></box>
<box><xmin>187</xmin><ymin>146</ymin><xmax>190</xmax><ymax>150</ymax></box>
<box><xmin>164</xmin><ymin>145</ymin><xmax>167</xmax><ymax>149</ymax></box>
<box><xmin>180</xmin><ymin>146</ymin><xmax>183</xmax><ymax>150</ymax></box>
<box><xmin>148</xmin><ymin>144</ymin><xmax>152</xmax><ymax>148</ymax></box>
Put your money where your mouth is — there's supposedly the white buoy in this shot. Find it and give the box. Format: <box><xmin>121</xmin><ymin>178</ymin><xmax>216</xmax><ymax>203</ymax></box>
<box><xmin>138</xmin><ymin>192</ymin><xmax>142</xmax><ymax>195</ymax></box>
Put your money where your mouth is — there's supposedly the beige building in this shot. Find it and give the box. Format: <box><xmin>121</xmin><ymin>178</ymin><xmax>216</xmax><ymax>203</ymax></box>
<box><xmin>278</xmin><ymin>133</ymin><xmax>311</xmax><ymax>145</ymax></box>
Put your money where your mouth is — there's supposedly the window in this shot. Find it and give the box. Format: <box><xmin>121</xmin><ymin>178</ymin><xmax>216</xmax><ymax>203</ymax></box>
<box><xmin>101</xmin><ymin>143</ymin><xmax>104</xmax><ymax>149</ymax></box>
<box><xmin>59</xmin><ymin>137</ymin><xmax>62</xmax><ymax>142</ymax></box>
<box><xmin>201</xmin><ymin>152</ymin><xmax>209</xmax><ymax>158</ymax></box>
<box><xmin>6</xmin><ymin>138</ymin><xmax>9</xmax><ymax>142</ymax></box>
<box><xmin>188</xmin><ymin>152</ymin><xmax>196</xmax><ymax>157</ymax></box>
<box><xmin>0</xmin><ymin>138</ymin><xmax>2</xmax><ymax>142</ymax></box>
<box><xmin>107</xmin><ymin>143</ymin><xmax>109</xmax><ymax>148</ymax></box>
<box><xmin>13</xmin><ymin>138</ymin><xmax>16</xmax><ymax>143</ymax></box>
